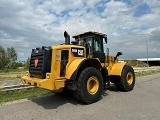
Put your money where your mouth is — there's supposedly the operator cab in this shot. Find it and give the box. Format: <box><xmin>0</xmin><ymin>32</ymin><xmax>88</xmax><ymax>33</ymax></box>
<box><xmin>72</xmin><ymin>31</ymin><xmax>107</xmax><ymax>62</ymax></box>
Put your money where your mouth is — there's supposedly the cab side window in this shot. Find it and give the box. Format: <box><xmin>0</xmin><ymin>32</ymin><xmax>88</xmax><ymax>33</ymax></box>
<box><xmin>94</xmin><ymin>38</ymin><xmax>102</xmax><ymax>52</ymax></box>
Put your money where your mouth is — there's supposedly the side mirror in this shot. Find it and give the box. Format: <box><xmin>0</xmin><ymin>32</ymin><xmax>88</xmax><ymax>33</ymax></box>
<box><xmin>104</xmin><ymin>36</ymin><xmax>107</xmax><ymax>43</ymax></box>
<box><xmin>117</xmin><ymin>52</ymin><xmax>122</xmax><ymax>56</ymax></box>
<box><xmin>114</xmin><ymin>52</ymin><xmax>122</xmax><ymax>62</ymax></box>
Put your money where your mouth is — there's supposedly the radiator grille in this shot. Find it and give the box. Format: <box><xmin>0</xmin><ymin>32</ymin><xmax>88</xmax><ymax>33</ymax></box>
<box><xmin>29</xmin><ymin>46</ymin><xmax>52</xmax><ymax>78</ymax></box>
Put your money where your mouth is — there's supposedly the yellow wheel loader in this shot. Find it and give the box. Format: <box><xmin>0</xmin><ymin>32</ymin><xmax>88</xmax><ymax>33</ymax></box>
<box><xmin>21</xmin><ymin>31</ymin><xmax>135</xmax><ymax>104</ymax></box>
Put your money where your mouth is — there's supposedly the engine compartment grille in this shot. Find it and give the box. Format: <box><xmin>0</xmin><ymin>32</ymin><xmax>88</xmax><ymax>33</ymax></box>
<box><xmin>29</xmin><ymin>46</ymin><xmax>52</xmax><ymax>79</ymax></box>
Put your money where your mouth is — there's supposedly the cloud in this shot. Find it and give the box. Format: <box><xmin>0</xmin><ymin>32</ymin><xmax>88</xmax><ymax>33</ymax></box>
<box><xmin>150</xmin><ymin>28</ymin><xmax>160</xmax><ymax>42</ymax></box>
<box><xmin>0</xmin><ymin>0</ymin><xmax>160</xmax><ymax>61</ymax></box>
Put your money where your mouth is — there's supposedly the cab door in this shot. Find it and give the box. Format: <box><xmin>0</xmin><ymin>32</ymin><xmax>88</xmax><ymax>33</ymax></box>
<box><xmin>93</xmin><ymin>37</ymin><xmax>105</xmax><ymax>63</ymax></box>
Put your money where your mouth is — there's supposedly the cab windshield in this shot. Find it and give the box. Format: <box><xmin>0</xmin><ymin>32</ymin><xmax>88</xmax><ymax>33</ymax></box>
<box><xmin>77</xmin><ymin>37</ymin><xmax>103</xmax><ymax>52</ymax></box>
<box><xmin>77</xmin><ymin>38</ymin><xmax>92</xmax><ymax>47</ymax></box>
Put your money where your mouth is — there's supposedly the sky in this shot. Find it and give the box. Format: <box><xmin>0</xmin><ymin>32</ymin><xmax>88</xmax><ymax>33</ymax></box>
<box><xmin>0</xmin><ymin>0</ymin><xmax>160</xmax><ymax>62</ymax></box>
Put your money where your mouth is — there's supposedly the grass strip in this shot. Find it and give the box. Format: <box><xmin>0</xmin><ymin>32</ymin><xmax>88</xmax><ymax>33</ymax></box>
<box><xmin>136</xmin><ymin>69</ymin><xmax>160</xmax><ymax>77</ymax></box>
<box><xmin>0</xmin><ymin>88</ymin><xmax>50</xmax><ymax>104</ymax></box>
<box><xmin>0</xmin><ymin>73</ymin><xmax>26</xmax><ymax>81</ymax></box>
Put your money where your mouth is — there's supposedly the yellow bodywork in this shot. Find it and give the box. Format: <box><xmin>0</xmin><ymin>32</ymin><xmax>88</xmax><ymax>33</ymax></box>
<box><xmin>22</xmin><ymin>44</ymin><xmax>86</xmax><ymax>92</ymax></box>
<box><xmin>65</xmin><ymin>58</ymin><xmax>85</xmax><ymax>79</ymax></box>
<box><xmin>21</xmin><ymin>44</ymin><xmax>126</xmax><ymax>92</ymax></box>
<box><xmin>106</xmin><ymin>55</ymin><xmax>126</xmax><ymax>76</ymax></box>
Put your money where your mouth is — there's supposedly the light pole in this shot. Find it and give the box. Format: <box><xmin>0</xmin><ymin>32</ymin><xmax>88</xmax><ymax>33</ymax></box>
<box><xmin>139</xmin><ymin>34</ymin><xmax>149</xmax><ymax>67</ymax></box>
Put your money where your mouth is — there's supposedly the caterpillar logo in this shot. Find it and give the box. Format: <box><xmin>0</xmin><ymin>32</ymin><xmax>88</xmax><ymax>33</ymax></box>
<box><xmin>71</xmin><ymin>48</ymin><xmax>84</xmax><ymax>57</ymax></box>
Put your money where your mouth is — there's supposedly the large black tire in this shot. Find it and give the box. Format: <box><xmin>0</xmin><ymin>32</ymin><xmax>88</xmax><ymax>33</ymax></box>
<box><xmin>73</xmin><ymin>67</ymin><xmax>103</xmax><ymax>104</ymax></box>
<box><xmin>115</xmin><ymin>65</ymin><xmax>135</xmax><ymax>92</ymax></box>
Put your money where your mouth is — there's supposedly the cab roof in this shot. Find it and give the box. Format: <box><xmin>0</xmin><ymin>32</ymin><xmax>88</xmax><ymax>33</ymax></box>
<box><xmin>72</xmin><ymin>31</ymin><xmax>106</xmax><ymax>39</ymax></box>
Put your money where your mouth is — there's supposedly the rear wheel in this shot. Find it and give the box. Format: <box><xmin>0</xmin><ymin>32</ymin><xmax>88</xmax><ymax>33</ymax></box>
<box><xmin>73</xmin><ymin>67</ymin><xmax>103</xmax><ymax>104</ymax></box>
<box><xmin>115</xmin><ymin>65</ymin><xmax>135</xmax><ymax>92</ymax></box>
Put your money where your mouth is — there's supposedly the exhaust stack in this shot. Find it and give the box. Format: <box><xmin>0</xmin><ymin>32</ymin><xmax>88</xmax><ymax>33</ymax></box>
<box><xmin>64</xmin><ymin>31</ymin><xmax>70</xmax><ymax>45</ymax></box>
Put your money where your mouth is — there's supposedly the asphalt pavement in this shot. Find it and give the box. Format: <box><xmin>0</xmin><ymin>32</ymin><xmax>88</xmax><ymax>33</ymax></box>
<box><xmin>0</xmin><ymin>73</ymin><xmax>160</xmax><ymax>120</ymax></box>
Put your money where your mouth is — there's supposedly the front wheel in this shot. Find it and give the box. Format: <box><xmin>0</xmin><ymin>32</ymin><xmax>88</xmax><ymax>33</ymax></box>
<box><xmin>115</xmin><ymin>65</ymin><xmax>135</xmax><ymax>92</ymax></box>
<box><xmin>73</xmin><ymin>67</ymin><xmax>103</xmax><ymax>104</ymax></box>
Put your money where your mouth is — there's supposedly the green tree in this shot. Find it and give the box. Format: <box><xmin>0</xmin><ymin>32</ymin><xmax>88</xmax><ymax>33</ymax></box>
<box><xmin>6</xmin><ymin>47</ymin><xmax>17</xmax><ymax>69</ymax></box>
<box><xmin>25</xmin><ymin>57</ymin><xmax>30</xmax><ymax>69</ymax></box>
<box><xmin>0</xmin><ymin>46</ymin><xmax>9</xmax><ymax>69</ymax></box>
<box><xmin>7</xmin><ymin>47</ymin><xmax>17</xmax><ymax>62</ymax></box>
<box><xmin>15</xmin><ymin>62</ymin><xmax>23</xmax><ymax>68</ymax></box>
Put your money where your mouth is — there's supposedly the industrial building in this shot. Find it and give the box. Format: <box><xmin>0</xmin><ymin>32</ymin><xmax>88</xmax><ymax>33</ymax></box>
<box><xmin>137</xmin><ymin>58</ymin><xmax>160</xmax><ymax>66</ymax></box>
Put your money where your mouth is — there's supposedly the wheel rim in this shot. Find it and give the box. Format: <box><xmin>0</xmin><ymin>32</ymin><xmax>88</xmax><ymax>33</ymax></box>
<box><xmin>87</xmin><ymin>76</ymin><xmax>99</xmax><ymax>95</ymax></box>
<box><xmin>126</xmin><ymin>72</ymin><xmax>133</xmax><ymax>85</ymax></box>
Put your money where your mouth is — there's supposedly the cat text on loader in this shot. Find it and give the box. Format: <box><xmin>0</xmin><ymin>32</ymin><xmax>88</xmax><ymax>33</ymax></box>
<box><xmin>21</xmin><ymin>31</ymin><xmax>135</xmax><ymax>104</ymax></box>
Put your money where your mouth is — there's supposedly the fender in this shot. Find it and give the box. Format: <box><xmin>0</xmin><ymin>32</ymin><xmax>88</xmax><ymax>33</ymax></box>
<box><xmin>65</xmin><ymin>58</ymin><xmax>102</xmax><ymax>80</ymax></box>
<box><xmin>110</xmin><ymin>62</ymin><xmax>127</xmax><ymax>76</ymax></box>
<box><xmin>65</xmin><ymin>58</ymin><xmax>85</xmax><ymax>79</ymax></box>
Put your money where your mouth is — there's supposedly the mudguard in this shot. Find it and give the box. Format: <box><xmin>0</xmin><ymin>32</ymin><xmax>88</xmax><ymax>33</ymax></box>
<box><xmin>65</xmin><ymin>58</ymin><xmax>85</xmax><ymax>79</ymax></box>
<box><xmin>65</xmin><ymin>58</ymin><xmax>102</xmax><ymax>80</ymax></box>
<box><xmin>110</xmin><ymin>62</ymin><xmax>127</xmax><ymax>76</ymax></box>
